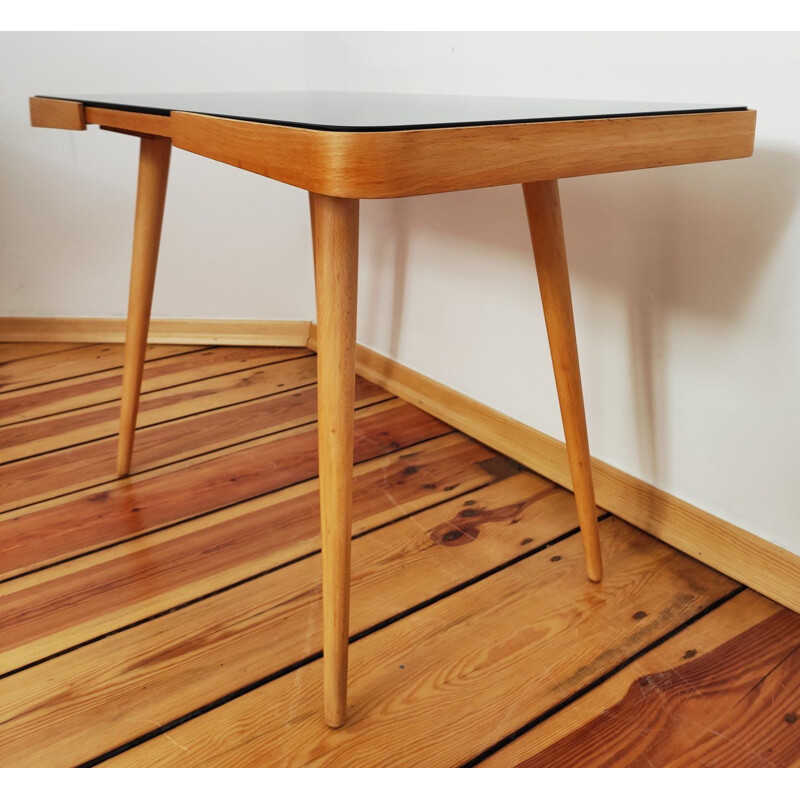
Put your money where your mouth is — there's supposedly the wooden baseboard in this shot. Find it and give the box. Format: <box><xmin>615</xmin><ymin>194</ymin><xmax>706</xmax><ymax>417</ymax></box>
<box><xmin>3</xmin><ymin>316</ymin><xmax>796</xmax><ymax>612</ymax></box>
<box><xmin>309</xmin><ymin>326</ymin><xmax>800</xmax><ymax>614</ymax></box>
<box><xmin>0</xmin><ymin>317</ymin><xmax>312</xmax><ymax>347</ymax></box>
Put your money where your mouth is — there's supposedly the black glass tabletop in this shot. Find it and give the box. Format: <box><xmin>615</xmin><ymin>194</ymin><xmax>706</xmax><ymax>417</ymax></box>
<box><xmin>38</xmin><ymin>91</ymin><xmax>747</xmax><ymax>132</ymax></box>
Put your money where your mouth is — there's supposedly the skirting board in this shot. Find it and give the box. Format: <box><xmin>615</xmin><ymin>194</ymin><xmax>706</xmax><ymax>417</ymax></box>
<box><xmin>2</xmin><ymin>316</ymin><xmax>797</xmax><ymax>613</ymax></box>
<box><xmin>0</xmin><ymin>317</ymin><xmax>312</xmax><ymax>347</ymax></box>
<box><xmin>307</xmin><ymin>324</ymin><xmax>800</xmax><ymax>615</ymax></box>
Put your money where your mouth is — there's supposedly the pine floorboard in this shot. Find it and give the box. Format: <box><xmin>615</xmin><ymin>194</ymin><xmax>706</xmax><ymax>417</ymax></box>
<box><xmin>0</xmin><ymin>341</ymin><xmax>796</xmax><ymax>768</ymax></box>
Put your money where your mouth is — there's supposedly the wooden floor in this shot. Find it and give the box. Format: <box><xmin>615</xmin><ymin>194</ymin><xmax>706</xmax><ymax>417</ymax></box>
<box><xmin>0</xmin><ymin>341</ymin><xmax>798</xmax><ymax>768</ymax></box>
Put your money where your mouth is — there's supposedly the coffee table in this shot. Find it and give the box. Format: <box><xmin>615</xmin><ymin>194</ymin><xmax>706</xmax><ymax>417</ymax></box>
<box><xmin>29</xmin><ymin>91</ymin><xmax>756</xmax><ymax>727</ymax></box>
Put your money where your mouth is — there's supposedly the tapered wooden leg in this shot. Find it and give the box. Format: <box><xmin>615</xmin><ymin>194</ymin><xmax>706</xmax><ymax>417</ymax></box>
<box><xmin>309</xmin><ymin>193</ymin><xmax>319</xmax><ymax>292</ymax></box>
<box><xmin>116</xmin><ymin>136</ymin><xmax>171</xmax><ymax>477</ymax></box>
<box><xmin>311</xmin><ymin>192</ymin><xmax>359</xmax><ymax>727</ymax></box>
<box><xmin>522</xmin><ymin>180</ymin><xmax>603</xmax><ymax>582</ymax></box>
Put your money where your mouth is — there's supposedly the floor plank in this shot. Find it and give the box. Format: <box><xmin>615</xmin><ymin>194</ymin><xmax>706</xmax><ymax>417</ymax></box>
<box><xmin>0</xmin><ymin>345</ymin><xmax>309</xmax><ymax>427</ymax></box>
<box><xmin>480</xmin><ymin>590</ymin><xmax>800</xmax><ymax>767</ymax></box>
<box><xmin>0</xmin><ymin>342</ymin><xmax>87</xmax><ymax>365</ymax></box>
<box><xmin>0</xmin><ymin>434</ymin><xmax>512</xmax><ymax>674</ymax></box>
<box><xmin>0</xmin><ymin>375</ymin><xmax>387</xmax><ymax>513</ymax></box>
<box><xmin>0</xmin><ymin>354</ymin><xmax>319</xmax><ymax>463</ymax></box>
<box><xmin>0</xmin><ymin>399</ymin><xmax>449</xmax><ymax>580</ymax></box>
<box><xmin>0</xmin><ymin>343</ymin><xmax>201</xmax><ymax>394</ymax></box>
<box><xmin>100</xmin><ymin>517</ymin><xmax>739</xmax><ymax>767</ymax></box>
<box><xmin>0</xmin><ymin>470</ymin><xmax>582</xmax><ymax>767</ymax></box>
<box><xmin>0</xmin><ymin>341</ymin><xmax>794</xmax><ymax>769</ymax></box>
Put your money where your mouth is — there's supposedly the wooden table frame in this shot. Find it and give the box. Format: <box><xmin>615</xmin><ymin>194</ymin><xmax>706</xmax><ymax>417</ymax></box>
<box><xmin>29</xmin><ymin>96</ymin><xmax>757</xmax><ymax>728</ymax></box>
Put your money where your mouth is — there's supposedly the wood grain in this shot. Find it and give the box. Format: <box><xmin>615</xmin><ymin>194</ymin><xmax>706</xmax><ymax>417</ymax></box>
<box><xmin>30</xmin><ymin>101</ymin><xmax>755</xmax><ymax>198</ymax></box>
<box><xmin>1</xmin><ymin>341</ymin><xmax>791</xmax><ymax>769</ymax></box>
<box><xmin>503</xmin><ymin>596</ymin><xmax>800</xmax><ymax>767</ymax></box>
<box><xmin>523</xmin><ymin>180</ymin><xmax>601</xmax><ymax>581</ymax></box>
<box><xmin>479</xmin><ymin>589</ymin><xmax>778</xmax><ymax>765</ymax></box>
<box><xmin>29</xmin><ymin>97</ymin><xmax>85</xmax><ymax>130</ymax></box>
<box><xmin>0</xmin><ymin>399</ymin><xmax>449</xmax><ymax>579</ymax></box>
<box><xmin>0</xmin><ymin>342</ymin><xmax>86</xmax><ymax>364</ymax></box>
<box><xmin>312</xmin><ymin>192</ymin><xmax>360</xmax><ymax>726</ymax></box>
<box><xmin>344</xmin><ymin>337</ymin><xmax>800</xmax><ymax>615</ymax></box>
<box><xmin>0</xmin><ymin>434</ymin><xmax>510</xmax><ymax>674</ymax></box>
<box><xmin>102</xmin><ymin>516</ymin><xmax>738</xmax><ymax>767</ymax></box>
<box><xmin>1</xmin><ymin>471</ymin><xmax>589</xmax><ymax>767</ymax></box>
<box><xmin>0</xmin><ymin>375</ymin><xmax>385</xmax><ymax>514</ymax></box>
<box><xmin>117</xmin><ymin>135</ymin><xmax>172</xmax><ymax>476</ymax></box>
<box><xmin>85</xmin><ymin>106</ymin><xmax>170</xmax><ymax>137</ymax></box>
<box><xmin>0</xmin><ymin>345</ymin><xmax>305</xmax><ymax>427</ymax></box>
<box><xmin>0</xmin><ymin>354</ymin><xmax>318</xmax><ymax>463</ymax></box>
<box><xmin>171</xmin><ymin>110</ymin><xmax>756</xmax><ymax>198</ymax></box>
<box><xmin>0</xmin><ymin>343</ymin><xmax>194</xmax><ymax>394</ymax></box>
<box><xmin>0</xmin><ymin>317</ymin><xmax>312</xmax><ymax>346</ymax></box>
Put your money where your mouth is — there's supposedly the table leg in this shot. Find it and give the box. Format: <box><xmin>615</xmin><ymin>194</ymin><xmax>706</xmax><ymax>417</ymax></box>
<box><xmin>116</xmin><ymin>136</ymin><xmax>171</xmax><ymax>477</ymax></box>
<box><xmin>522</xmin><ymin>180</ymin><xmax>603</xmax><ymax>582</ymax></box>
<box><xmin>310</xmin><ymin>192</ymin><xmax>359</xmax><ymax>727</ymax></box>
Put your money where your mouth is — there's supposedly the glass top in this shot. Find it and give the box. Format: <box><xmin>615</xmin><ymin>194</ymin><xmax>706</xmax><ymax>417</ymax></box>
<box><xmin>38</xmin><ymin>91</ymin><xmax>747</xmax><ymax>132</ymax></box>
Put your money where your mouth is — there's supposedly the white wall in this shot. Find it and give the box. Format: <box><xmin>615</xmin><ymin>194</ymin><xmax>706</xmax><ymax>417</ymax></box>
<box><xmin>2</xmin><ymin>32</ymin><xmax>799</xmax><ymax>556</ymax></box>
<box><xmin>0</xmin><ymin>32</ymin><xmax>315</xmax><ymax>320</ymax></box>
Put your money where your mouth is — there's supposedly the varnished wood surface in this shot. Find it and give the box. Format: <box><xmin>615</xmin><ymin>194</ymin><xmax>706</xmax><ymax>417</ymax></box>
<box><xmin>0</xmin><ymin>345</ymin><xmax>307</xmax><ymax>427</ymax></box>
<box><xmin>0</xmin><ymin>351</ymin><xmax>318</xmax><ymax>463</ymax></box>
<box><xmin>519</xmin><ymin>607</ymin><xmax>800</xmax><ymax>767</ymax></box>
<box><xmin>523</xmin><ymin>180</ymin><xmax>601</xmax><ymax>581</ymax></box>
<box><xmin>0</xmin><ymin>372</ymin><xmax>385</xmax><ymax>514</ymax></box>
<box><xmin>104</xmin><ymin>516</ymin><xmax>738</xmax><ymax>768</ymax></box>
<box><xmin>0</xmin><ymin>342</ymin><xmax>795</xmax><ymax>767</ymax></box>
<box><xmin>0</xmin><ymin>342</ymin><xmax>197</xmax><ymax>394</ymax></box>
<box><xmin>0</xmin><ymin>317</ymin><xmax>311</xmax><ymax>346</ymax></box>
<box><xmin>85</xmin><ymin>106</ymin><xmax>171</xmax><ymax>137</ymax></box>
<box><xmin>0</xmin><ymin>342</ymin><xmax>86</xmax><ymax>364</ymax></box>
<box><xmin>29</xmin><ymin>97</ymin><xmax>86</xmax><ymax>130</ymax></box>
<box><xmin>117</xmin><ymin>136</ymin><xmax>172</xmax><ymax>476</ymax></box>
<box><xmin>0</xmin><ymin>399</ymin><xmax>448</xmax><ymax>580</ymax></box>
<box><xmin>344</xmin><ymin>334</ymin><xmax>800</xmax><ymax>615</ymax></box>
<box><xmin>6</xmin><ymin>323</ymin><xmax>793</xmax><ymax>605</ymax></box>
<box><xmin>29</xmin><ymin>97</ymin><xmax>755</xmax><ymax>198</ymax></box>
<box><xmin>170</xmin><ymin>110</ymin><xmax>756</xmax><ymax>198</ymax></box>
<box><xmin>312</xmin><ymin>192</ymin><xmax>360</xmax><ymax>726</ymax></box>
<box><xmin>480</xmin><ymin>590</ymin><xmax>800</xmax><ymax>767</ymax></box>
<box><xmin>0</xmin><ymin>435</ymin><xmax>509</xmax><ymax>675</ymax></box>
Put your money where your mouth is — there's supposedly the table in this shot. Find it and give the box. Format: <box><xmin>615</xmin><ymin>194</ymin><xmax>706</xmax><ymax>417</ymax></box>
<box><xmin>29</xmin><ymin>91</ymin><xmax>756</xmax><ymax>728</ymax></box>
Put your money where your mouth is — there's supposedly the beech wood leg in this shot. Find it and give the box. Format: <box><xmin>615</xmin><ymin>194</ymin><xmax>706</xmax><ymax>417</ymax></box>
<box><xmin>310</xmin><ymin>192</ymin><xmax>360</xmax><ymax>727</ymax></box>
<box><xmin>116</xmin><ymin>136</ymin><xmax>171</xmax><ymax>477</ymax></box>
<box><xmin>522</xmin><ymin>180</ymin><xmax>603</xmax><ymax>581</ymax></box>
